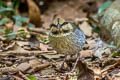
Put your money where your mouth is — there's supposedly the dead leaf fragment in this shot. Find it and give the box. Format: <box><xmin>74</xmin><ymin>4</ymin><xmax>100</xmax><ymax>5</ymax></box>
<box><xmin>113</xmin><ymin>72</ymin><xmax>120</xmax><ymax>80</ymax></box>
<box><xmin>40</xmin><ymin>68</ymin><xmax>56</xmax><ymax>75</ymax></box>
<box><xmin>5</xmin><ymin>20</ymin><xmax>13</xmax><ymax>29</ymax></box>
<box><xmin>18</xmin><ymin>71</ymin><xmax>30</xmax><ymax>80</ymax></box>
<box><xmin>79</xmin><ymin>21</ymin><xmax>92</xmax><ymax>36</ymax></box>
<box><xmin>0</xmin><ymin>66</ymin><xmax>19</xmax><ymax>74</ymax></box>
<box><xmin>93</xmin><ymin>68</ymin><xmax>102</xmax><ymax>80</ymax></box>
<box><xmin>40</xmin><ymin>43</ymin><xmax>48</xmax><ymax>51</ymax></box>
<box><xmin>17</xmin><ymin>62</ymin><xmax>30</xmax><ymax>72</ymax></box>
<box><xmin>16</xmin><ymin>41</ymin><xmax>29</xmax><ymax>47</ymax></box>
<box><xmin>0</xmin><ymin>75</ymin><xmax>14</xmax><ymax>80</ymax></box>
<box><xmin>77</xmin><ymin>60</ymin><xmax>94</xmax><ymax>80</ymax></box>
<box><xmin>80</xmin><ymin>50</ymin><xmax>93</xmax><ymax>58</ymax></box>
<box><xmin>29</xmin><ymin>59</ymin><xmax>40</xmax><ymax>67</ymax></box>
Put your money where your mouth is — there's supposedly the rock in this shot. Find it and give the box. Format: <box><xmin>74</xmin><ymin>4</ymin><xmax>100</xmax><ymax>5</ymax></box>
<box><xmin>100</xmin><ymin>0</ymin><xmax>120</xmax><ymax>48</ymax></box>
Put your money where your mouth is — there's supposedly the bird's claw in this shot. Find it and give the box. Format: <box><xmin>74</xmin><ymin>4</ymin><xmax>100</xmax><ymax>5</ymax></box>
<box><xmin>65</xmin><ymin>71</ymin><xmax>76</xmax><ymax>75</ymax></box>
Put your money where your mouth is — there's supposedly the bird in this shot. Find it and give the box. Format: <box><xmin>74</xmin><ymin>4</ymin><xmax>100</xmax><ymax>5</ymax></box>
<box><xmin>48</xmin><ymin>18</ymin><xmax>86</xmax><ymax>72</ymax></box>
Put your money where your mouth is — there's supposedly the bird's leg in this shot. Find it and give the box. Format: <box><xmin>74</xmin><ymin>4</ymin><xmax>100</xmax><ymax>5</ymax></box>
<box><xmin>59</xmin><ymin>54</ymin><xmax>67</xmax><ymax>70</ymax></box>
<box><xmin>70</xmin><ymin>53</ymin><xmax>80</xmax><ymax>72</ymax></box>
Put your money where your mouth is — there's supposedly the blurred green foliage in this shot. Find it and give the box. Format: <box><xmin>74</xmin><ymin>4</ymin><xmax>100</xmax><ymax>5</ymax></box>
<box><xmin>13</xmin><ymin>15</ymin><xmax>29</xmax><ymax>26</ymax></box>
<box><xmin>111</xmin><ymin>53</ymin><xmax>120</xmax><ymax>57</ymax></box>
<box><xmin>0</xmin><ymin>0</ymin><xmax>16</xmax><ymax>17</ymax></box>
<box><xmin>18</xmin><ymin>29</ymin><xmax>28</xmax><ymax>39</ymax></box>
<box><xmin>0</xmin><ymin>28</ymin><xmax>3</xmax><ymax>32</ymax></box>
<box><xmin>93</xmin><ymin>0</ymin><xmax>112</xmax><ymax>19</ymax></box>
<box><xmin>0</xmin><ymin>17</ymin><xmax>9</xmax><ymax>25</ymax></box>
<box><xmin>0</xmin><ymin>0</ymin><xmax>35</xmax><ymax>40</ymax></box>
<box><xmin>92</xmin><ymin>1</ymin><xmax>112</xmax><ymax>34</ymax></box>
<box><xmin>4</xmin><ymin>28</ymin><xmax>16</xmax><ymax>39</ymax></box>
<box><xmin>27</xmin><ymin>75</ymin><xmax>37</xmax><ymax>80</ymax></box>
<box><xmin>98</xmin><ymin>1</ymin><xmax>112</xmax><ymax>15</ymax></box>
<box><xmin>39</xmin><ymin>37</ymin><xmax>48</xmax><ymax>44</ymax></box>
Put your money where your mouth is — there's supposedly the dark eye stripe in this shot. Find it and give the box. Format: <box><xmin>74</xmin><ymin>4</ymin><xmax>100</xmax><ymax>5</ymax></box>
<box><xmin>57</xmin><ymin>18</ymin><xmax>60</xmax><ymax>24</ymax></box>
<box><xmin>52</xmin><ymin>31</ymin><xmax>59</xmax><ymax>35</ymax></box>
<box><xmin>51</xmin><ymin>24</ymin><xmax>57</xmax><ymax>27</ymax></box>
<box><xmin>63</xmin><ymin>29</ymin><xmax>69</xmax><ymax>33</ymax></box>
<box><xmin>51</xmin><ymin>22</ymin><xmax>68</xmax><ymax>28</ymax></box>
<box><xmin>61</xmin><ymin>22</ymin><xmax>68</xmax><ymax>26</ymax></box>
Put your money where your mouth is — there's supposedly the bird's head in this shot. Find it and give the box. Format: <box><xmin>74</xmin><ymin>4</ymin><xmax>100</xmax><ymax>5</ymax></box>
<box><xmin>50</xmin><ymin>18</ymin><xmax>74</xmax><ymax>36</ymax></box>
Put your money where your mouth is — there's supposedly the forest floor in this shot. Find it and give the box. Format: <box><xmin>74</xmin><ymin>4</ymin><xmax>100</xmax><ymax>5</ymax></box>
<box><xmin>0</xmin><ymin>0</ymin><xmax>120</xmax><ymax>80</ymax></box>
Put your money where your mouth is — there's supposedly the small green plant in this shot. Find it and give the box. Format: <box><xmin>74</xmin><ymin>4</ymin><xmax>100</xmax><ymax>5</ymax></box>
<box><xmin>0</xmin><ymin>18</ymin><xmax>9</xmax><ymax>25</ymax></box>
<box><xmin>4</xmin><ymin>28</ymin><xmax>16</xmax><ymax>39</ymax></box>
<box><xmin>0</xmin><ymin>0</ymin><xmax>35</xmax><ymax>40</ymax></box>
<box><xmin>27</xmin><ymin>75</ymin><xmax>37</xmax><ymax>80</ymax></box>
<box><xmin>93</xmin><ymin>0</ymin><xmax>112</xmax><ymax>18</ymax></box>
<box><xmin>40</xmin><ymin>37</ymin><xmax>48</xmax><ymax>43</ymax></box>
<box><xmin>13</xmin><ymin>15</ymin><xmax>29</xmax><ymax>26</ymax></box>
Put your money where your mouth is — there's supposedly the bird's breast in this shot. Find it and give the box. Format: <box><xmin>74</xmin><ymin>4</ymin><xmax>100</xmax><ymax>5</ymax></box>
<box><xmin>49</xmin><ymin>32</ymin><xmax>81</xmax><ymax>54</ymax></box>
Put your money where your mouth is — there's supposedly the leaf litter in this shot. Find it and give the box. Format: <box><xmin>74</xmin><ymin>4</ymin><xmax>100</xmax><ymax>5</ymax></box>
<box><xmin>0</xmin><ymin>0</ymin><xmax>119</xmax><ymax>80</ymax></box>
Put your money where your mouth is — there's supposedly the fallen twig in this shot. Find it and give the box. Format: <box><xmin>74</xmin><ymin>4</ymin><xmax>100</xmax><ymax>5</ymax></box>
<box><xmin>28</xmin><ymin>28</ymin><xmax>48</xmax><ymax>35</ymax></box>
<box><xmin>19</xmin><ymin>71</ymin><xmax>30</xmax><ymax>80</ymax></box>
<box><xmin>0</xmin><ymin>66</ymin><xmax>19</xmax><ymax>74</ymax></box>
<box><xmin>0</xmin><ymin>50</ymin><xmax>54</xmax><ymax>57</ymax></box>
<box><xmin>28</xmin><ymin>62</ymin><xmax>50</xmax><ymax>73</ymax></box>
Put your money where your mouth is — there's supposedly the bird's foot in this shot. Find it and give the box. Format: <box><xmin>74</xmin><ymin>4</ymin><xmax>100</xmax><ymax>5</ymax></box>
<box><xmin>65</xmin><ymin>71</ymin><xmax>76</xmax><ymax>76</ymax></box>
<box><xmin>55</xmin><ymin>63</ymin><xmax>67</xmax><ymax>73</ymax></box>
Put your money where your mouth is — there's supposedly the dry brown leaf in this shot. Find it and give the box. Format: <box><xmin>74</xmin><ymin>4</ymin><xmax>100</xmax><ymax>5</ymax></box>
<box><xmin>75</xmin><ymin>17</ymin><xmax>88</xmax><ymax>23</ymax></box>
<box><xmin>79</xmin><ymin>21</ymin><xmax>92</xmax><ymax>37</ymax></box>
<box><xmin>86</xmin><ymin>39</ymin><xmax>96</xmax><ymax>44</ymax></box>
<box><xmin>94</xmin><ymin>48</ymin><xmax>111</xmax><ymax>59</ymax></box>
<box><xmin>0</xmin><ymin>66</ymin><xmax>19</xmax><ymax>74</ymax></box>
<box><xmin>17</xmin><ymin>62</ymin><xmax>30</xmax><ymax>72</ymax></box>
<box><xmin>0</xmin><ymin>41</ymin><xmax>16</xmax><ymax>51</ymax></box>
<box><xmin>40</xmin><ymin>43</ymin><xmax>48</xmax><ymax>51</ymax></box>
<box><xmin>80</xmin><ymin>50</ymin><xmax>93</xmax><ymax>58</ymax></box>
<box><xmin>93</xmin><ymin>68</ymin><xmax>102</xmax><ymax>80</ymax></box>
<box><xmin>13</xmin><ymin>25</ymin><xmax>20</xmax><ymax>33</ymax></box>
<box><xmin>113</xmin><ymin>72</ymin><xmax>120</xmax><ymax>80</ymax></box>
<box><xmin>77</xmin><ymin>60</ymin><xmax>94</xmax><ymax>80</ymax></box>
<box><xmin>18</xmin><ymin>71</ymin><xmax>30</xmax><ymax>80</ymax></box>
<box><xmin>5</xmin><ymin>20</ymin><xmax>13</xmax><ymax>29</ymax></box>
<box><xmin>0</xmin><ymin>76</ymin><xmax>14</xmax><ymax>80</ymax></box>
<box><xmin>12</xmin><ymin>75</ymin><xmax>23</xmax><ymax>80</ymax></box>
<box><xmin>27</xmin><ymin>0</ymin><xmax>42</xmax><ymax>27</ymax></box>
<box><xmin>16</xmin><ymin>41</ymin><xmax>29</xmax><ymax>47</ymax></box>
<box><xmin>40</xmin><ymin>68</ymin><xmax>56</xmax><ymax>76</ymax></box>
<box><xmin>29</xmin><ymin>59</ymin><xmax>40</xmax><ymax>67</ymax></box>
<box><xmin>4</xmin><ymin>41</ymin><xmax>16</xmax><ymax>50</ymax></box>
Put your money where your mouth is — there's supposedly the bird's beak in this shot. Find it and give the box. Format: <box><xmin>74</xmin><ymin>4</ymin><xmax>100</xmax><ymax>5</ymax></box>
<box><xmin>57</xmin><ymin>24</ymin><xmax>61</xmax><ymax>28</ymax></box>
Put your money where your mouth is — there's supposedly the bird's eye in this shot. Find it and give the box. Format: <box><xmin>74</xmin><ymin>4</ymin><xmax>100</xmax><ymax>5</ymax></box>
<box><xmin>52</xmin><ymin>31</ymin><xmax>59</xmax><ymax>35</ymax></box>
<box><xmin>63</xmin><ymin>30</ymin><xmax>69</xmax><ymax>33</ymax></box>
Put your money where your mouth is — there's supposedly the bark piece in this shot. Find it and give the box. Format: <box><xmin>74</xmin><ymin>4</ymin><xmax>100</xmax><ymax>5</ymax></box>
<box><xmin>100</xmin><ymin>0</ymin><xmax>120</xmax><ymax>48</ymax></box>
